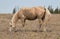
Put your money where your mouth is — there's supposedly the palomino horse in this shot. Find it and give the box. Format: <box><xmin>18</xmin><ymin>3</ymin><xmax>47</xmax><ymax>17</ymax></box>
<box><xmin>9</xmin><ymin>6</ymin><xmax>51</xmax><ymax>32</ymax></box>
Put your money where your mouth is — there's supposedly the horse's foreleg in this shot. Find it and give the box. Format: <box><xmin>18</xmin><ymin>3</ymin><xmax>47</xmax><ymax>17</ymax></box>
<box><xmin>21</xmin><ymin>18</ymin><xmax>26</xmax><ymax>27</ymax></box>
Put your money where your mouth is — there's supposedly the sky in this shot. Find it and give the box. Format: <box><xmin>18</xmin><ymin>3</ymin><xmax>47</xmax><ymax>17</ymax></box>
<box><xmin>0</xmin><ymin>0</ymin><xmax>60</xmax><ymax>14</ymax></box>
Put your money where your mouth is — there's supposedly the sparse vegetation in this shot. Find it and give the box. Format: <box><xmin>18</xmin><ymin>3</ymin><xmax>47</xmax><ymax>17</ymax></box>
<box><xmin>48</xmin><ymin>5</ymin><xmax>60</xmax><ymax>14</ymax></box>
<box><xmin>13</xmin><ymin>6</ymin><xmax>19</xmax><ymax>14</ymax></box>
<box><xmin>0</xmin><ymin>14</ymin><xmax>60</xmax><ymax>39</ymax></box>
<box><xmin>13</xmin><ymin>7</ymin><xmax>16</xmax><ymax>14</ymax></box>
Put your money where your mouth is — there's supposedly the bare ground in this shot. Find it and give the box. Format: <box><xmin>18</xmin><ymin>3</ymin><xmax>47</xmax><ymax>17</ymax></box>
<box><xmin>0</xmin><ymin>14</ymin><xmax>60</xmax><ymax>39</ymax></box>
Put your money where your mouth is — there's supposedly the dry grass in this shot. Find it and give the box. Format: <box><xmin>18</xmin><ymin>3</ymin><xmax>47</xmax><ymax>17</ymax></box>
<box><xmin>0</xmin><ymin>14</ymin><xmax>60</xmax><ymax>39</ymax></box>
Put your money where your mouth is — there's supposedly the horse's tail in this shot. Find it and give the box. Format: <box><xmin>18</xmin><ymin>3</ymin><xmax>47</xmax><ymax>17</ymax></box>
<box><xmin>43</xmin><ymin>8</ymin><xmax>51</xmax><ymax>22</ymax></box>
<box><xmin>45</xmin><ymin>8</ymin><xmax>51</xmax><ymax>16</ymax></box>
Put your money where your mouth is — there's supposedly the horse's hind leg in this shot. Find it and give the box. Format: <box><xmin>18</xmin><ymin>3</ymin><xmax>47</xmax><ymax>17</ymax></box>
<box><xmin>38</xmin><ymin>19</ymin><xmax>43</xmax><ymax>31</ymax></box>
<box><xmin>38</xmin><ymin>19</ymin><xmax>47</xmax><ymax>32</ymax></box>
<box><xmin>42</xmin><ymin>16</ymin><xmax>50</xmax><ymax>32</ymax></box>
<box><xmin>38</xmin><ymin>18</ymin><xmax>47</xmax><ymax>32</ymax></box>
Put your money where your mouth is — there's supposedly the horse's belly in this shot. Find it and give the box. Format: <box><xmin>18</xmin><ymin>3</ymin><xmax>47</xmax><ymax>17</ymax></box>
<box><xmin>26</xmin><ymin>15</ymin><xmax>37</xmax><ymax>20</ymax></box>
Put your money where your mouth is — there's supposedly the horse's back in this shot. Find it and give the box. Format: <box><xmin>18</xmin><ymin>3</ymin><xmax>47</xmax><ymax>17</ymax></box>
<box><xmin>19</xmin><ymin>6</ymin><xmax>46</xmax><ymax>20</ymax></box>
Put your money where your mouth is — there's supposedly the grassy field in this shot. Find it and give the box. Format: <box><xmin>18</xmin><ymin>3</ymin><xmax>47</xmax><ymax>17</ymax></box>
<box><xmin>0</xmin><ymin>14</ymin><xmax>60</xmax><ymax>39</ymax></box>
